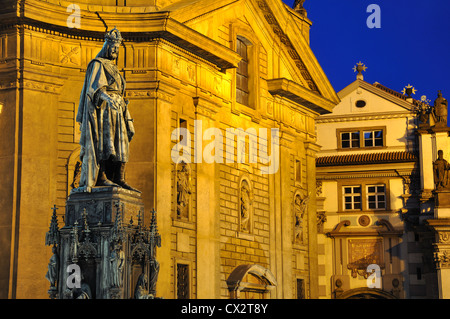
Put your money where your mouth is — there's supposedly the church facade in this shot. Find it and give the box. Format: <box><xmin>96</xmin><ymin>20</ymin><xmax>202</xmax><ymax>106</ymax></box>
<box><xmin>0</xmin><ymin>0</ymin><xmax>340</xmax><ymax>299</ymax></box>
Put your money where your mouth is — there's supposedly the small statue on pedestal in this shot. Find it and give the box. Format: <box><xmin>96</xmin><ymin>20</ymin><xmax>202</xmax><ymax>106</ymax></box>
<box><xmin>434</xmin><ymin>150</ymin><xmax>450</xmax><ymax>190</ymax></box>
<box><xmin>45</xmin><ymin>245</ymin><xmax>59</xmax><ymax>289</ymax></box>
<box><xmin>110</xmin><ymin>243</ymin><xmax>125</xmax><ymax>288</ymax></box>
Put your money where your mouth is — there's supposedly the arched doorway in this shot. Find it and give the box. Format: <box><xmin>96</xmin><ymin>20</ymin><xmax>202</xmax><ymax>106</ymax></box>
<box><xmin>337</xmin><ymin>287</ymin><xmax>397</xmax><ymax>299</ymax></box>
<box><xmin>226</xmin><ymin>264</ymin><xmax>277</xmax><ymax>299</ymax></box>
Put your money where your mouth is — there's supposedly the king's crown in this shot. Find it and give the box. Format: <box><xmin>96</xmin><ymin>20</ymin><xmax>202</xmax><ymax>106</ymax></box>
<box><xmin>105</xmin><ymin>27</ymin><xmax>123</xmax><ymax>44</ymax></box>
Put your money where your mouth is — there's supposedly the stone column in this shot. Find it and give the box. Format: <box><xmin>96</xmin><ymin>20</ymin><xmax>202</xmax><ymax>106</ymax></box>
<box><xmin>279</xmin><ymin>130</ymin><xmax>294</xmax><ymax>298</ymax></box>
<box><xmin>418</xmin><ymin>130</ymin><xmax>435</xmax><ymax>203</ymax></box>
<box><xmin>427</xmin><ymin>219</ymin><xmax>450</xmax><ymax>299</ymax></box>
<box><xmin>194</xmin><ymin>96</ymin><xmax>220</xmax><ymax>298</ymax></box>
<box><xmin>305</xmin><ymin>141</ymin><xmax>321</xmax><ymax>299</ymax></box>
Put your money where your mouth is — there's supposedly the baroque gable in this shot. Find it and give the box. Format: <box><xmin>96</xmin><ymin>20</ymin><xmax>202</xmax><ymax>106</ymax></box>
<box><xmin>170</xmin><ymin>0</ymin><xmax>339</xmax><ymax>114</ymax></box>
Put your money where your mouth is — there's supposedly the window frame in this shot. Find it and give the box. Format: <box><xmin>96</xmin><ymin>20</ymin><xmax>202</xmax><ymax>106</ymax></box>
<box><xmin>343</xmin><ymin>185</ymin><xmax>362</xmax><ymax>211</ymax></box>
<box><xmin>174</xmin><ymin>260</ymin><xmax>192</xmax><ymax>299</ymax></box>
<box><xmin>338</xmin><ymin>180</ymin><xmax>390</xmax><ymax>213</ymax></box>
<box><xmin>230</xmin><ymin>23</ymin><xmax>261</xmax><ymax>117</ymax></box>
<box><xmin>236</xmin><ymin>37</ymin><xmax>250</xmax><ymax>107</ymax></box>
<box><xmin>336</xmin><ymin>126</ymin><xmax>386</xmax><ymax>151</ymax></box>
<box><xmin>366</xmin><ymin>184</ymin><xmax>387</xmax><ymax>210</ymax></box>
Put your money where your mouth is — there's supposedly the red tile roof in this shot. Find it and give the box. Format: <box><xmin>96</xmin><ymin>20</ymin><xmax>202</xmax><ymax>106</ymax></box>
<box><xmin>316</xmin><ymin>151</ymin><xmax>417</xmax><ymax>167</ymax></box>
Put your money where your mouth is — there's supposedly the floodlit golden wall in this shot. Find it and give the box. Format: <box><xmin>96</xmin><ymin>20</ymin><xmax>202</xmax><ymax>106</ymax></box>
<box><xmin>0</xmin><ymin>0</ymin><xmax>338</xmax><ymax>299</ymax></box>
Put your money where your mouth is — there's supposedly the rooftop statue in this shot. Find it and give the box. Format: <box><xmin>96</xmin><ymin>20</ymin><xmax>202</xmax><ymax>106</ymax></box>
<box><xmin>433</xmin><ymin>90</ymin><xmax>448</xmax><ymax>127</ymax></box>
<box><xmin>76</xmin><ymin>27</ymin><xmax>139</xmax><ymax>192</ymax></box>
<box><xmin>293</xmin><ymin>0</ymin><xmax>306</xmax><ymax>15</ymax></box>
<box><xmin>434</xmin><ymin>150</ymin><xmax>450</xmax><ymax>190</ymax></box>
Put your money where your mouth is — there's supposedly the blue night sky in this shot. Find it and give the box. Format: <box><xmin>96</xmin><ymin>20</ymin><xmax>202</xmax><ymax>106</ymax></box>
<box><xmin>283</xmin><ymin>0</ymin><xmax>450</xmax><ymax>107</ymax></box>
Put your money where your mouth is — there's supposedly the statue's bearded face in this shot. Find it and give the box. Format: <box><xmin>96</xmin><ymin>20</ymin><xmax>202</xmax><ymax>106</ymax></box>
<box><xmin>107</xmin><ymin>42</ymin><xmax>120</xmax><ymax>60</ymax></box>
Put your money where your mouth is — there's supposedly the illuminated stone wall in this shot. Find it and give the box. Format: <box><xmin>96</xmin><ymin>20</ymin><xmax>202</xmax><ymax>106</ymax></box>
<box><xmin>0</xmin><ymin>0</ymin><xmax>339</xmax><ymax>299</ymax></box>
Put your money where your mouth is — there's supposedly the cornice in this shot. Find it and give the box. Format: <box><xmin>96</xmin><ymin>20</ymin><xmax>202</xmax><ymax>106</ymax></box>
<box><xmin>317</xmin><ymin>110</ymin><xmax>415</xmax><ymax>124</ymax></box>
<box><xmin>0</xmin><ymin>2</ymin><xmax>241</xmax><ymax>70</ymax></box>
<box><xmin>316</xmin><ymin>169</ymin><xmax>417</xmax><ymax>180</ymax></box>
<box><xmin>267</xmin><ymin>78</ymin><xmax>335</xmax><ymax>115</ymax></box>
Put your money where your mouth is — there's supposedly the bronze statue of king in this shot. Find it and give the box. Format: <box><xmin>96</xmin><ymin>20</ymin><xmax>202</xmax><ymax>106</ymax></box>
<box><xmin>76</xmin><ymin>27</ymin><xmax>138</xmax><ymax>192</ymax></box>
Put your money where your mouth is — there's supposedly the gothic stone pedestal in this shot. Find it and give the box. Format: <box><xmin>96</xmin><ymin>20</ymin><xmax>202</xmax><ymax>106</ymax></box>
<box><xmin>65</xmin><ymin>186</ymin><xmax>145</xmax><ymax>227</ymax></box>
<box><xmin>54</xmin><ymin>187</ymin><xmax>159</xmax><ymax>299</ymax></box>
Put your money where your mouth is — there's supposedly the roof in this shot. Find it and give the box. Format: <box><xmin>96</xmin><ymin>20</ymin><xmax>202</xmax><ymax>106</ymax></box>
<box><xmin>372</xmin><ymin>82</ymin><xmax>421</xmax><ymax>107</ymax></box>
<box><xmin>316</xmin><ymin>151</ymin><xmax>418</xmax><ymax>167</ymax></box>
<box><xmin>335</xmin><ymin>80</ymin><xmax>416</xmax><ymax>112</ymax></box>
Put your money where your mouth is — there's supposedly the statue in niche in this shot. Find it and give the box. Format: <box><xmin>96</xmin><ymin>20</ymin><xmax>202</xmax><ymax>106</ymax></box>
<box><xmin>72</xmin><ymin>274</ymin><xmax>92</xmax><ymax>299</ymax></box>
<box><xmin>176</xmin><ymin>162</ymin><xmax>192</xmax><ymax>218</ymax></box>
<box><xmin>76</xmin><ymin>27</ymin><xmax>138</xmax><ymax>192</ymax></box>
<box><xmin>110</xmin><ymin>242</ymin><xmax>125</xmax><ymax>288</ymax></box>
<box><xmin>148</xmin><ymin>259</ymin><xmax>160</xmax><ymax>295</ymax></box>
<box><xmin>294</xmin><ymin>192</ymin><xmax>309</xmax><ymax>243</ymax></box>
<box><xmin>434</xmin><ymin>150</ymin><xmax>450</xmax><ymax>190</ymax></box>
<box><xmin>71</xmin><ymin>161</ymin><xmax>82</xmax><ymax>189</ymax></box>
<box><xmin>240</xmin><ymin>180</ymin><xmax>253</xmax><ymax>232</ymax></box>
<box><xmin>45</xmin><ymin>245</ymin><xmax>59</xmax><ymax>288</ymax></box>
<box><xmin>134</xmin><ymin>273</ymin><xmax>154</xmax><ymax>299</ymax></box>
<box><xmin>433</xmin><ymin>90</ymin><xmax>448</xmax><ymax>127</ymax></box>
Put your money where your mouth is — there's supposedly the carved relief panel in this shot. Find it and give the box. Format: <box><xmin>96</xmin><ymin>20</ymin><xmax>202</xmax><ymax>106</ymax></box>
<box><xmin>347</xmin><ymin>238</ymin><xmax>384</xmax><ymax>278</ymax></box>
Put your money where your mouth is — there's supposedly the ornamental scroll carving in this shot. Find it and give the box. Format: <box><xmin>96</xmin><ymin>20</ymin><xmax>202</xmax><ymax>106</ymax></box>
<box><xmin>439</xmin><ymin>232</ymin><xmax>450</xmax><ymax>244</ymax></box>
<box><xmin>434</xmin><ymin>250</ymin><xmax>450</xmax><ymax>269</ymax></box>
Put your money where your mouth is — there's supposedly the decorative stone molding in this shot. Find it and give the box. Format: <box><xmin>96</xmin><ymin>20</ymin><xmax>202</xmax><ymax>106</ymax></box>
<box><xmin>434</xmin><ymin>249</ymin><xmax>450</xmax><ymax>269</ymax></box>
<box><xmin>257</xmin><ymin>0</ymin><xmax>319</xmax><ymax>94</ymax></box>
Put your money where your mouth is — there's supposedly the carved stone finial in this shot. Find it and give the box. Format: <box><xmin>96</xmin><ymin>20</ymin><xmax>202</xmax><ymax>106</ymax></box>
<box><xmin>45</xmin><ymin>205</ymin><xmax>60</xmax><ymax>247</ymax></box>
<box><xmin>401</xmin><ymin>84</ymin><xmax>416</xmax><ymax>98</ymax></box>
<box><xmin>353</xmin><ymin>62</ymin><xmax>367</xmax><ymax>80</ymax></box>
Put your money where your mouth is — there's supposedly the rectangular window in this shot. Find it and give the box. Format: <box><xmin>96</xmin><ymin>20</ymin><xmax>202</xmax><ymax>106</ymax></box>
<box><xmin>177</xmin><ymin>264</ymin><xmax>189</xmax><ymax>299</ymax></box>
<box><xmin>343</xmin><ymin>186</ymin><xmax>362</xmax><ymax>210</ymax></box>
<box><xmin>417</xmin><ymin>267</ymin><xmax>422</xmax><ymax>280</ymax></box>
<box><xmin>179</xmin><ymin>118</ymin><xmax>188</xmax><ymax>146</ymax></box>
<box><xmin>297</xmin><ymin>279</ymin><xmax>305</xmax><ymax>299</ymax></box>
<box><xmin>338</xmin><ymin>127</ymin><xmax>385</xmax><ymax>149</ymax></box>
<box><xmin>364</xmin><ymin>130</ymin><xmax>383</xmax><ymax>147</ymax></box>
<box><xmin>236</xmin><ymin>38</ymin><xmax>249</xmax><ymax>106</ymax></box>
<box><xmin>367</xmin><ymin>184</ymin><xmax>386</xmax><ymax>210</ymax></box>
<box><xmin>340</xmin><ymin>132</ymin><xmax>360</xmax><ymax>149</ymax></box>
<box><xmin>295</xmin><ymin>159</ymin><xmax>301</xmax><ymax>183</ymax></box>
